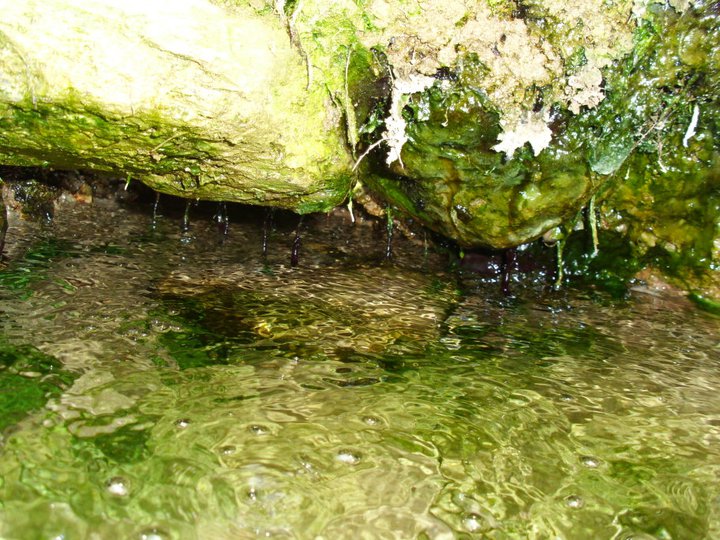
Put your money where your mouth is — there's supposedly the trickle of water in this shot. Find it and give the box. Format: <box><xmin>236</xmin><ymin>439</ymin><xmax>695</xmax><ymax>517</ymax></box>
<box><xmin>290</xmin><ymin>216</ymin><xmax>303</xmax><ymax>267</ymax></box>
<box><xmin>214</xmin><ymin>202</ymin><xmax>229</xmax><ymax>240</ymax></box>
<box><xmin>261</xmin><ymin>208</ymin><xmax>273</xmax><ymax>259</ymax></box>
<box><xmin>181</xmin><ymin>200</ymin><xmax>192</xmax><ymax>232</ymax></box>
<box><xmin>151</xmin><ymin>191</ymin><xmax>161</xmax><ymax>227</ymax></box>
<box><xmin>385</xmin><ymin>205</ymin><xmax>394</xmax><ymax>260</ymax></box>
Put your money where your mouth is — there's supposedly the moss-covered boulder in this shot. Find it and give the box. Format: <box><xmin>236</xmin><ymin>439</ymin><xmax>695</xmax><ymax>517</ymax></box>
<box><xmin>0</xmin><ymin>0</ymin><xmax>358</xmax><ymax>212</ymax></box>
<box><xmin>357</xmin><ymin>0</ymin><xmax>719</xmax><ymax>259</ymax></box>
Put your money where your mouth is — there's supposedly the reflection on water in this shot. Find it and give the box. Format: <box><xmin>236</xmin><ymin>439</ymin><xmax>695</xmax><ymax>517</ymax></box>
<box><xmin>0</xmin><ymin>197</ymin><xmax>718</xmax><ymax>539</ymax></box>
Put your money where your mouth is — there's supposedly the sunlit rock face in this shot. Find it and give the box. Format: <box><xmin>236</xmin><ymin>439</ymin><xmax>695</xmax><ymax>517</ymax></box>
<box><xmin>0</xmin><ymin>0</ymin><xmax>354</xmax><ymax>213</ymax></box>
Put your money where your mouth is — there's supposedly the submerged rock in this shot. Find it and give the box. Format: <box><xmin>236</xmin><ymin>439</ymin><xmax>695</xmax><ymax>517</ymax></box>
<box><xmin>157</xmin><ymin>265</ymin><xmax>457</xmax><ymax>359</ymax></box>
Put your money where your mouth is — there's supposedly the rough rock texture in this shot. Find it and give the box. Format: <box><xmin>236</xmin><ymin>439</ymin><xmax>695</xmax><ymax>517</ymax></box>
<box><xmin>0</xmin><ymin>0</ymin><xmax>354</xmax><ymax>212</ymax></box>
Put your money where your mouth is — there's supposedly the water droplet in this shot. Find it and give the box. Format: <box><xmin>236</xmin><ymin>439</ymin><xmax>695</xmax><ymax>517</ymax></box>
<box><xmin>139</xmin><ymin>527</ymin><xmax>166</xmax><ymax>540</ymax></box>
<box><xmin>451</xmin><ymin>491</ymin><xmax>467</xmax><ymax>506</ymax></box>
<box><xmin>580</xmin><ymin>455</ymin><xmax>600</xmax><ymax>468</ymax></box>
<box><xmin>248</xmin><ymin>424</ymin><xmax>269</xmax><ymax>435</ymax></box>
<box><xmin>463</xmin><ymin>513</ymin><xmax>485</xmax><ymax>532</ymax></box>
<box><xmin>106</xmin><ymin>476</ymin><xmax>129</xmax><ymax>497</ymax></box>
<box><xmin>362</xmin><ymin>415</ymin><xmax>381</xmax><ymax>426</ymax></box>
<box><xmin>175</xmin><ymin>418</ymin><xmax>190</xmax><ymax>429</ymax></box>
<box><xmin>219</xmin><ymin>445</ymin><xmax>236</xmax><ymax>456</ymax></box>
<box><xmin>336</xmin><ymin>450</ymin><xmax>361</xmax><ymax>465</ymax></box>
<box><xmin>565</xmin><ymin>495</ymin><xmax>584</xmax><ymax>508</ymax></box>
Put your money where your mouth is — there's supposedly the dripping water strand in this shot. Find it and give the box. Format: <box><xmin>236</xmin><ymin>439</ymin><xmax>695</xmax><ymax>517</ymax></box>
<box><xmin>151</xmin><ymin>192</ymin><xmax>161</xmax><ymax>229</ymax></box>
<box><xmin>588</xmin><ymin>195</ymin><xmax>599</xmax><ymax>257</ymax></box>
<box><xmin>262</xmin><ymin>208</ymin><xmax>274</xmax><ymax>259</ymax></box>
<box><xmin>182</xmin><ymin>200</ymin><xmax>192</xmax><ymax>233</ymax></box>
<box><xmin>554</xmin><ymin>239</ymin><xmax>565</xmax><ymax>290</ymax></box>
<box><xmin>214</xmin><ymin>202</ymin><xmax>229</xmax><ymax>242</ymax></box>
<box><xmin>501</xmin><ymin>248</ymin><xmax>517</xmax><ymax>297</ymax></box>
<box><xmin>290</xmin><ymin>215</ymin><xmax>304</xmax><ymax>267</ymax></box>
<box><xmin>385</xmin><ymin>205</ymin><xmax>394</xmax><ymax>260</ymax></box>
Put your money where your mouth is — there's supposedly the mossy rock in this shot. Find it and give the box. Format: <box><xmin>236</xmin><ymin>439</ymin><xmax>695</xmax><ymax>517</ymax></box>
<box><xmin>0</xmin><ymin>0</ymin><xmax>361</xmax><ymax>213</ymax></box>
<box><xmin>360</xmin><ymin>0</ymin><xmax>719</xmax><ymax>266</ymax></box>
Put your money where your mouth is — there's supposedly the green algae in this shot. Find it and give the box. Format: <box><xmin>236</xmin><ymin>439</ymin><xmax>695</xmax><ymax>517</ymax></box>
<box><xmin>0</xmin><ymin>98</ymin><xmax>351</xmax><ymax>212</ymax></box>
<box><xmin>0</xmin><ymin>237</ymin><xmax>77</xmax><ymax>299</ymax></box>
<box><xmin>358</xmin><ymin>1</ymin><xmax>718</xmax><ymax>299</ymax></box>
<box><xmin>575</xmin><ymin>3</ymin><xmax>719</xmax><ymax>294</ymax></box>
<box><xmin>363</xmin><ymin>76</ymin><xmax>598</xmax><ymax>248</ymax></box>
<box><xmin>0</xmin><ymin>339</ymin><xmax>74</xmax><ymax>433</ymax></box>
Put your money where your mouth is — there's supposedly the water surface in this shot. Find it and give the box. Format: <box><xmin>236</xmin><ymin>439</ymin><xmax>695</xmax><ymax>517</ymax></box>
<box><xmin>0</xmin><ymin>196</ymin><xmax>718</xmax><ymax>539</ymax></box>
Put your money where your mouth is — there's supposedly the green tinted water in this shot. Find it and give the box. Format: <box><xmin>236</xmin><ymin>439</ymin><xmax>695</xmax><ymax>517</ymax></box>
<box><xmin>0</xmin><ymin>198</ymin><xmax>718</xmax><ymax>539</ymax></box>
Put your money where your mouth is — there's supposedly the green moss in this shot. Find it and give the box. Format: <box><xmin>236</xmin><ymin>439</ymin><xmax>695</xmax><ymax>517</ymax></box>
<box><xmin>0</xmin><ymin>1</ymin><xmax>357</xmax><ymax>213</ymax></box>
<box><xmin>688</xmin><ymin>293</ymin><xmax>720</xmax><ymax>316</ymax></box>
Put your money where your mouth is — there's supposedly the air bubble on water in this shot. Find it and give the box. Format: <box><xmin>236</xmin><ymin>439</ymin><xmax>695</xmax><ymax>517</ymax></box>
<box><xmin>580</xmin><ymin>455</ymin><xmax>600</xmax><ymax>468</ymax></box>
<box><xmin>463</xmin><ymin>513</ymin><xmax>485</xmax><ymax>532</ymax></box>
<box><xmin>451</xmin><ymin>491</ymin><xmax>466</xmax><ymax>506</ymax></box>
<box><xmin>106</xmin><ymin>476</ymin><xmax>130</xmax><ymax>497</ymax></box>
<box><xmin>560</xmin><ymin>394</ymin><xmax>574</xmax><ymax>402</ymax></box>
<box><xmin>336</xmin><ymin>450</ymin><xmax>361</xmax><ymax>465</ymax></box>
<box><xmin>139</xmin><ymin>527</ymin><xmax>165</xmax><ymax>540</ymax></box>
<box><xmin>362</xmin><ymin>415</ymin><xmax>381</xmax><ymax>426</ymax></box>
<box><xmin>565</xmin><ymin>495</ymin><xmax>584</xmax><ymax>508</ymax></box>
<box><xmin>248</xmin><ymin>424</ymin><xmax>269</xmax><ymax>435</ymax></box>
<box><xmin>247</xmin><ymin>487</ymin><xmax>258</xmax><ymax>501</ymax></box>
<box><xmin>175</xmin><ymin>418</ymin><xmax>191</xmax><ymax>429</ymax></box>
<box><xmin>219</xmin><ymin>445</ymin><xmax>236</xmax><ymax>456</ymax></box>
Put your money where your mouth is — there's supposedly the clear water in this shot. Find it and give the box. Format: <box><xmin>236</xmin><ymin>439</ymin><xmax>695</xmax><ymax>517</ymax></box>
<box><xmin>0</xmin><ymin>196</ymin><xmax>718</xmax><ymax>539</ymax></box>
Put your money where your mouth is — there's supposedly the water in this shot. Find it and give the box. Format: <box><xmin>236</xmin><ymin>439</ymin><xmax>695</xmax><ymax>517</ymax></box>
<box><xmin>0</xmin><ymin>195</ymin><xmax>718</xmax><ymax>539</ymax></box>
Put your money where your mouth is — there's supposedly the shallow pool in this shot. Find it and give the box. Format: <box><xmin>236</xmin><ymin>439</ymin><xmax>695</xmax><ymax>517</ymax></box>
<box><xmin>1</xmin><ymin>196</ymin><xmax>718</xmax><ymax>539</ymax></box>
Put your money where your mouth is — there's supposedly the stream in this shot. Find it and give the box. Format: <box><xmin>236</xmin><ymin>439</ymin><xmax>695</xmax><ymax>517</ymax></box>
<box><xmin>0</xmin><ymin>194</ymin><xmax>718</xmax><ymax>539</ymax></box>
